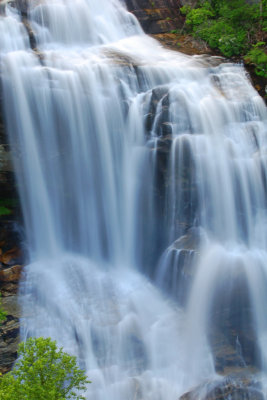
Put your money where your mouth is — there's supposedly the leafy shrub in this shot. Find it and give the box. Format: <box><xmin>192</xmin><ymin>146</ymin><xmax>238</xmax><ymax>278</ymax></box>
<box><xmin>0</xmin><ymin>337</ymin><xmax>90</xmax><ymax>400</ymax></box>
<box><xmin>245</xmin><ymin>42</ymin><xmax>267</xmax><ymax>78</ymax></box>
<box><xmin>181</xmin><ymin>0</ymin><xmax>267</xmax><ymax>77</ymax></box>
<box><xmin>181</xmin><ymin>1</ymin><xmax>214</xmax><ymax>27</ymax></box>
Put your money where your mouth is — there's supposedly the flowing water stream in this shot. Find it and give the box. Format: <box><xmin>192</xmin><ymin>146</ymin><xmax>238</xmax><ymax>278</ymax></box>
<box><xmin>1</xmin><ymin>0</ymin><xmax>267</xmax><ymax>398</ymax></box>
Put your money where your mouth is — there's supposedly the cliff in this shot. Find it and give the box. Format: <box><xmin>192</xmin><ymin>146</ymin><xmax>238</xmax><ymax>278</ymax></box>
<box><xmin>0</xmin><ymin>0</ymin><xmax>265</xmax><ymax>383</ymax></box>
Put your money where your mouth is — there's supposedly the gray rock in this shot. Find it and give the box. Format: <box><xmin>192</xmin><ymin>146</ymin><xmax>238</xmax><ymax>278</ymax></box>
<box><xmin>180</xmin><ymin>375</ymin><xmax>264</xmax><ymax>400</ymax></box>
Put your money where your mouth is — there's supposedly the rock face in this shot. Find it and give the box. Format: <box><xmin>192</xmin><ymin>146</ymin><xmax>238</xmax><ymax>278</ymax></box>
<box><xmin>125</xmin><ymin>0</ymin><xmax>184</xmax><ymax>34</ymax></box>
<box><xmin>124</xmin><ymin>0</ymin><xmax>212</xmax><ymax>55</ymax></box>
<box><xmin>0</xmin><ymin>83</ymin><xmax>24</xmax><ymax>374</ymax></box>
<box><xmin>180</xmin><ymin>375</ymin><xmax>264</xmax><ymax>400</ymax></box>
<box><xmin>0</xmin><ymin>96</ymin><xmax>17</xmax><ymax>201</ymax></box>
<box><xmin>0</xmin><ymin>296</ymin><xmax>20</xmax><ymax>374</ymax></box>
<box><xmin>0</xmin><ymin>219</ymin><xmax>24</xmax><ymax>373</ymax></box>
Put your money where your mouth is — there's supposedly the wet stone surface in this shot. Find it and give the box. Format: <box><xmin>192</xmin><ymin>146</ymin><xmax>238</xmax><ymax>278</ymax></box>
<box><xmin>180</xmin><ymin>375</ymin><xmax>264</xmax><ymax>400</ymax></box>
<box><xmin>125</xmin><ymin>0</ymin><xmax>183</xmax><ymax>34</ymax></box>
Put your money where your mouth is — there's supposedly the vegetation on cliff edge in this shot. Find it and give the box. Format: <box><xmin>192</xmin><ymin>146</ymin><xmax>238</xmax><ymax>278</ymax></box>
<box><xmin>180</xmin><ymin>0</ymin><xmax>267</xmax><ymax>79</ymax></box>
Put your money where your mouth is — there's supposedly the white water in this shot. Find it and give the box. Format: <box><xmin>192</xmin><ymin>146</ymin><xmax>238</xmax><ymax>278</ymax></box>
<box><xmin>1</xmin><ymin>0</ymin><xmax>267</xmax><ymax>398</ymax></box>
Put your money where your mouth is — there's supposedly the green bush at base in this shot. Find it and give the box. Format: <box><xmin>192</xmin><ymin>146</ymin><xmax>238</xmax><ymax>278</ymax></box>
<box><xmin>0</xmin><ymin>337</ymin><xmax>91</xmax><ymax>400</ymax></box>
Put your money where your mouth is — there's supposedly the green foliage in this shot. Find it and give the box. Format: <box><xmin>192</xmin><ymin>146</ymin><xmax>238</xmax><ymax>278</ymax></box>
<box><xmin>181</xmin><ymin>1</ymin><xmax>214</xmax><ymax>26</ymax></box>
<box><xmin>245</xmin><ymin>42</ymin><xmax>267</xmax><ymax>78</ymax></box>
<box><xmin>0</xmin><ymin>294</ymin><xmax>7</xmax><ymax>324</ymax></box>
<box><xmin>181</xmin><ymin>0</ymin><xmax>267</xmax><ymax>76</ymax></box>
<box><xmin>0</xmin><ymin>206</ymin><xmax>12</xmax><ymax>216</ymax></box>
<box><xmin>0</xmin><ymin>337</ymin><xmax>90</xmax><ymax>400</ymax></box>
<box><xmin>0</xmin><ymin>199</ymin><xmax>18</xmax><ymax>216</ymax></box>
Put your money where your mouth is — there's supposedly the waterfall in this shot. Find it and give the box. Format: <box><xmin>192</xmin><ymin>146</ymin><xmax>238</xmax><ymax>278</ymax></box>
<box><xmin>1</xmin><ymin>0</ymin><xmax>267</xmax><ymax>398</ymax></box>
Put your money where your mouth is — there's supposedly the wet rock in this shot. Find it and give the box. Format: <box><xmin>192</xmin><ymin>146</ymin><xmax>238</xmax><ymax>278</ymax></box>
<box><xmin>0</xmin><ymin>228</ymin><xmax>25</xmax><ymax>289</ymax></box>
<box><xmin>0</xmin><ymin>142</ymin><xmax>17</xmax><ymax>200</ymax></box>
<box><xmin>173</xmin><ymin>227</ymin><xmax>202</xmax><ymax>251</ymax></box>
<box><xmin>0</xmin><ymin>246</ymin><xmax>23</xmax><ymax>267</ymax></box>
<box><xmin>22</xmin><ymin>18</ymin><xmax>38</xmax><ymax>50</ymax></box>
<box><xmin>0</xmin><ymin>81</ymin><xmax>21</xmax><ymax>206</ymax></box>
<box><xmin>143</xmin><ymin>87</ymin><xmax>198</xmax><ymax>265</ymax></box>
<box><xmin>0</xmin><ymin>296</ymin><xmax>21</xmax><ymax>374</ymax></box>
<box><xmin>180</xmin><ymin>375</ymin><xmax>264</xmax><ymax>400</ymax></box>
<box><xmin>145</xmin><ymin>86</ymin><xmax>170</xmax><ymax>135</ymax></box>
<box><xmin>208</xmin><ymin>265</ymin><xmax>260</xmax><ymax>372</ymax></box>
<box><xmin>150</xmin><ymin>86</ymin><xmax>170</xmax><ymax>112</ymax></box>
<box><xmin>0</xmin><ymin>223</ymin><xmax>24</xmax><ymax>373</ymax></box>
<box><xmin>158</xmin><ymin>228</ymin><xmax>202</xmax><ymax>303</ymax></box>
<box><xmin>0</xmin><ymin>317</ymin><xmax>20</xmax><ymax>373</ymax></box>
<box><xmin>1</xmin><ymin>295</ymin><xmax>20</xmax><ymax>320</ymax></box>
<box><xmin>0</xmin><ymin>282</ymin><xmax>19</xmax><ymax>297</ymax></box>
<box><xmin>0</xmin><ymin>291</ymin><xmax>21</xmax><ymax>374</ymax></box>
<box><xmin>125</xmin><ymin>0</ymin><xmax>183</xmax><ymax>34</ymax></box>
<box><xmin>0</xmin><ymin>264</ymin><xmax>23</xmax><ymax>282</ymax></box>
<box><xmin>209</xmin><ymin>327</ymin><xmax>258</xmax><ymax>375</ymax></box>
<box><xmin>161</xmin><ymin>121</ymin><xmax>173</xmax><ymax>136</ymax></box>
<box><xmin>13</xmin><ymin>0</ymin><xmax>28</xmax><ymax>16</ymax></box>
<box><xmin>158</xmin><ymin>246</ymin><xmax>196</xmax><ymax>303</ymax></box>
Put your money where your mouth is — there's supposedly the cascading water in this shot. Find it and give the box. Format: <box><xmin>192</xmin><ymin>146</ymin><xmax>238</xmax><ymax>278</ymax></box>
<box><xmin>1</xmin><ymin>0</ymin><xmax>267</xmax><ymax>398</ymax></box>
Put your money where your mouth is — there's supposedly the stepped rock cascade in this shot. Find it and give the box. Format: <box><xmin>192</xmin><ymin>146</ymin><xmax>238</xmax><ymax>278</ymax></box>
<box><xmin>1</xmin><ymin>0</ymin><xmax>267</xmax><ymax>398</ymax></box>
